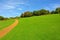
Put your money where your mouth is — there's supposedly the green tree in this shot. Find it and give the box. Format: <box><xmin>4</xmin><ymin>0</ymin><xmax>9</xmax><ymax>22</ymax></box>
<box><xmin>51</xmin><ymin>11</ymin><xmax>55</xmax><ymax>14</ymax></box>
<box><xmin>20</xmin><ymin>13</ymin><xmax>24</xmax><ymax>18</ymax></box>
<box><xmin>0</xmin><ymin>16</ymin><xmax>4</xmax><ymax>20</ymax></box>
<box><xmin>39</xmin><ymin>9</ymin><xmax>49</xmax><ymax>15</ymax></box>
<box><xmin>33</xmin><ymin>11</ymin><xmax>40</xmax><ymax>16</ymax></box>
<box><xmin>21</xmin><ymin>11</ymin><xmax>33</xmax><ymax>17</ymax></box>
<box><xmin>33</xmin><ymin>9</ymin><xmax>50</xmax><ymax>16</ymax></box>
<box><xmin>55</xmin><ymin>7</ymin><xmax>60</xmax><ymax>14</ymax></box>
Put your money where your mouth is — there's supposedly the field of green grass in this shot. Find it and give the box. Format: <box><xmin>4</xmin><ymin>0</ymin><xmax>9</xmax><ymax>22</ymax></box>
<box><xmin>0</xmin><ymin>14</ymin><xmax>60</xmax><ymax>40</ymax></box>
<box><xmin>0</xmin><ymin>19</ymin><xmax>15</xmax><ymax>30</ymax></box>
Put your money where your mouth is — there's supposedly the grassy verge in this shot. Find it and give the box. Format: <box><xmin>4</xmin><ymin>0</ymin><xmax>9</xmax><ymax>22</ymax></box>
<box><xmin>1</xmin><ymin>14</ymin><xmax>60</xmax><ymax>40</ymax></box>
<box><xmin>0</xmin><ymin>19</ymin><xmax>15</xmax><ymax>30</ymax></box>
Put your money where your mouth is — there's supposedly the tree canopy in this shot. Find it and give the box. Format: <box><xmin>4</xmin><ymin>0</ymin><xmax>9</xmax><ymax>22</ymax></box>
<box><xmin>0</xmin><ymin>16</ymin><xmax>4</xmax><ymax>20</ymax></box>
<box><xmin>20</xmin><ymin>7</ymin><xmax>60</xmax><ymax>18</ymax></box>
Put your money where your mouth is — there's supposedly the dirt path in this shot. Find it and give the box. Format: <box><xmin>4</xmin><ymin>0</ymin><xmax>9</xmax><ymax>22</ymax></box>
<box><xmin>0</xmin><ymin>19</ymin><xmax>18</xmax><ymax>38</ymax></box>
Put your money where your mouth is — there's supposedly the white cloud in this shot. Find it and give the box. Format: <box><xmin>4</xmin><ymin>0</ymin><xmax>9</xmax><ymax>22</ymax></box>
<box><xmin>48</xmin><ymin>3</ymin><xmax>60</xmax><ymax>8</ymax></box>
<box><xmin>4</xmin><ymin>5</ymin><xmax>15</xmax><ymax>9</ymax></box>
<box><xmin>7</xmin><ymin>2</ymin><xmax>25</xmax><ymax>6</ymax></box>
<box><xmin>44</xmin><ymin>3</ymin><xmax>60</xmax><ymax>11</ymax></box>
<box><xmin>43</xmin><ymin>7</ymin><xmax>51</xmax><ymax>10</ymax></box>
<box><xmin>0</xmin><ymin>0</ymin><xmax>26</xmax><ymax>10</ymax></box>
<box><xmin>53</xmin><ymin>4</ymin><xmax>60</xmax><ymax>8</ymax></box>
<box><xmin>18</xmin><ymin>8</ymin><xmax>23</xmax><ymax>10</ymax></box>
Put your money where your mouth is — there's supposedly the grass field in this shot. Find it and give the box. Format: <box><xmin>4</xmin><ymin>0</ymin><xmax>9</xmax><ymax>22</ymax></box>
<box><xmin>0</xmin><ymin>14</ymin><xmax>60</xmax><ymax>40</ymax></box>
<box><xmin>0</xmin><ymin>19</ymin><xmax>15</xmax><ymax>30</ymax></box>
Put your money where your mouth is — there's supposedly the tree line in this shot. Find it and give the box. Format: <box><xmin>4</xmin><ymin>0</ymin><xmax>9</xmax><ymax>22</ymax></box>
<box><xmin>0</xmin><ymin>7</ymin><xmax>60</xmax><ymax>20</ymax></box>
<box><xmin>21</xmin><ymin>7</ymin><xmax>60</xmax><ymax>17</ymax></box>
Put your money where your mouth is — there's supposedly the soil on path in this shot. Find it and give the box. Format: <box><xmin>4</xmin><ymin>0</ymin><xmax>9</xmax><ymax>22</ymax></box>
<box><xmin>0</xmin><ymin>19</ymin><xmax>18</xmax><ymax>38</ymax></box>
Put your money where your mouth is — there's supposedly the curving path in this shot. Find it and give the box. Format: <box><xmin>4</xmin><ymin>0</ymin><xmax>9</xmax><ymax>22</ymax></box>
<box><xmin>0</xmin><ymin>19</ymin><xmax>18</xmax><ymax>38</ymax></box>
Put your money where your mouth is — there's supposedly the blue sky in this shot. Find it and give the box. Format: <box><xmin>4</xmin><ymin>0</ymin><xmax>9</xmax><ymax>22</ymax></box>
<box><xmin>0</xmin><ymin>0</ymin><xmax>60</xmax><ymax>17</ymax></box>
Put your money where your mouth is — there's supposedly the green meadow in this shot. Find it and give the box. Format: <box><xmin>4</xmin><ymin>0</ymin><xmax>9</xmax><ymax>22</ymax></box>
<box><xmin>0</xmin><ymin>14</ymin><xmax>60</xmax><ymax>40</ymax></box>
<box><xmin>0</xmin><ymin>19</ymin><xmax>15</xmax><ymax>30</ymax></box>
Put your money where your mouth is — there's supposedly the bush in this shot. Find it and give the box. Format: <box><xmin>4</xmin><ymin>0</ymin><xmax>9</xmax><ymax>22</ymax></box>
<box><xmin>0</xmin><ymin>16</ymin><xmax>4</xmax><ymax>20</ymax></box>
<box><xmin>20</xmin><ymin>7</ymin><xmax>60</xmax><ymax>18</ymax></box>
<box><xmin>21</xmin><ymin>11</ymin><xmax>33</xmax><ymax>17</ymax></box>
<box><xmin>33</xmin><ymin>11</ymin><xmax>40</xmax><ymax>16</ymax></box>
<box><xmin>51</xmin><ymin>11</ymin><xmax>55</xmax><ymax>14</ymax></box>
<box><xmin>39</xmin><ymin>9</ymin><xmax>49</xmax><ymax>15</ymax></box>
<box><xmin>55</xmin><ymin>7</ymin><xmax>60</xmax><ymax>14</ymax></box>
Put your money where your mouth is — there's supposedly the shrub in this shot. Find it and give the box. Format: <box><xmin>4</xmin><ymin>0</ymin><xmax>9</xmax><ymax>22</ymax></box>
<box><xmin>21</xmin><ymin>11</ymin><xmax>33</xmax><ymax>17</ymax></box>
<box><xmin>33</xmin><ymin>11</ymin><xmax>40</xmax><ymax>16</ymax></box>
<box><xmin>39</xmin><ymin>9</ymin><xmax>49</xmax><ymax>15</ymax></box>
<box><xmin>0</xmin><ymin>16</ymin><xmax>4</xmax><ymax>20</ymax></box>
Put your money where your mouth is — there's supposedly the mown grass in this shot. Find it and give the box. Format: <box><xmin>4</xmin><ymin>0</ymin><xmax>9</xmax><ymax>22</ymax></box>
<box><xmin>0</xmin><ymin>19</ymin><xmax>15</xmax><ymax>30</ymax></box>
<box><xmin>1</xmin><ymin>14</ymin><xmax>60</xmax><ymax>40</ymax></box>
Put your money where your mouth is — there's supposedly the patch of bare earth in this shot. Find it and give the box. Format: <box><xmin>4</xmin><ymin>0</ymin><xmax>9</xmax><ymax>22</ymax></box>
<box><xmin>0</xmin><ymin>19</ymin><xmax>18</xmax><ymax>38</ymax></box>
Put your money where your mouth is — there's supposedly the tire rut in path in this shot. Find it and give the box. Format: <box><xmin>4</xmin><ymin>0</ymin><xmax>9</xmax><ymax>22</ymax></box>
<box><xmin>0</xmin><ymin>19</ymin><xmax>18</xmax><ymax>38</ymax></box>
